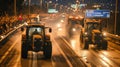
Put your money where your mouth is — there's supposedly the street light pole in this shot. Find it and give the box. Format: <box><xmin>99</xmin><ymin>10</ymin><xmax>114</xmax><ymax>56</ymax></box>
<box><xmin>40</xmin><ymin>0</ymin><xmax>43</xmax><ymax>9</ymax></box>
<box><xmin>28</xmin><ymin>0</ymin><xmax>31</xmax><ymax>15</ymax></box>
<box><xmin>14</xmin><ymin>0</ymin><xmax>16</xmax><ymax>16</ymax></box>
<box><xmin>114</xmin><ymin>0</ymin><xmax>118</xmax><ymax>34</ymax></box>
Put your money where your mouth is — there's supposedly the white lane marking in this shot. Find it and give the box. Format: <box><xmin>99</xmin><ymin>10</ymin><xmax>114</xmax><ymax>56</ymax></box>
<box><xmin>14</xmin><ymin>55</ymin><xmax>21</xmax><ymax>67</ymax></box>
<box><xmin>28</xmin><ymin>51</ymin><xmax>38</xmax><ymax>67</ymax></box>
<box><xmin>0</xmin><ymin>37</ymin><xmax>20</xmax><ymax>64</ymax></box>
<box><xmin>90</xmin><ymin>50</ymin><xmax>110</xmax><ymax>67</ymax></box>
<box><xmin>61</xmin><ymin>37</ymin><xmax>91</xmax><ymax>67</ymax></box>
<box><xmin>32</xmin><ymin>52</ymin><xmax>38</xmax><ymax>67</ymax></box>
<box><xmin>29</xmin><ymin>51</ymin><xmax>33</xmax><ymax>67</ymax></box>
<box><xmin>53</xmin><ymin>38</ymin><xmax>73</xmax><ymax>67</ymax></box>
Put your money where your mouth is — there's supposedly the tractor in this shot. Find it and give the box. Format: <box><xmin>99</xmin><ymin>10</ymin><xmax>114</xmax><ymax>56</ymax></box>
<box><xmin>67</xmin><ymin>15</ymin><xmax>84</xmax><ymax>38</ymax></box>
<box><xmin>21</xmin><ymin>24</ymin><xmax>52</xmax><ymax>59</ymax></box>
<box><xmin>80</xmin><ymin>20</ymin><xmax>108</xmax><ymax>50</ymax></box>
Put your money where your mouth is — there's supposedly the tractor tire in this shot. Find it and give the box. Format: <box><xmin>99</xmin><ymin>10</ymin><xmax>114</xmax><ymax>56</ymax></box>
<box><xmin>84</xmin><ymin>40</ymin><xmax>89</xmax><ymax>49</ymax></box>
<box><xmin>96</xmin><ymin>43</ymin><xmax>101</xmax><ymax>50</ymax></box>
<box><xmin>44</xmin><ymin>41</ymin><xmax>52</xmax><ymax>59</ymax></box>
<box><xmin>21</xmin><ymin>43</ymin><xmax>28</xmax><ymax>59</ymax></box>
<box><xmin>102</xmin><ymin>40</ymin><xmax>108</xmax><ymax>50</ymax></box>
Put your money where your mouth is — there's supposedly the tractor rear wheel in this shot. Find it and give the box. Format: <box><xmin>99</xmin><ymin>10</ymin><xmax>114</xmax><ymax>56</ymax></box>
<box><xmin>21</xmin><ymin>43</ymin><xmax>28</xmax><ymax>59</ymax></box>
<box><xmin>102</xmin><ymin>40</ymin><xmax>108</xmax><ymax>50</ymax></box>
<box><xmin>44</xmin><ymin>41</ymin><xmax>52</xmax><ymax>59</ymax></box>
<box><xmin>84</xmin><ymin>40</ymin><xmax>89</xmax><ymax>49</ymax></box>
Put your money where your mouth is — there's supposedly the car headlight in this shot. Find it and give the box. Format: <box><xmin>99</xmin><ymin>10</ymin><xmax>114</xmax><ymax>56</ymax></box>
<box><xmin>57</xmin><ymin>24</ymin><xmax>61</xmax><ymax>27</ymax></box>
<box><xmin>58</xmin><ymin>28</ymin><xmax>62</xmax><ymax>31</ymax></box>
<box><xmin>72</xmin><ymin>28</ymin><xmax>76</xmax><ymax>32</ymax></box>
<box><xmin>60</xmin><ymin>20</ymin><xmax>64</xmax><ymax>23</ymax></box>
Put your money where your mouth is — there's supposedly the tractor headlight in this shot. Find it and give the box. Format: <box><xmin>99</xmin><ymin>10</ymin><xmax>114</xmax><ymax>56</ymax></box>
<box><xmin>102</xmin><ymin>32</ymin><xmax>107</xmax><ymax>36</ymax></box>
<box><xmin>83</xmin><ymin>32</ymin><xmax>88</xmax><ymax>37</ymax></box>
<box><xmin>84</xmin><ymin>32</ymin><xmax>88</xmax><ymax>35</ymax></box>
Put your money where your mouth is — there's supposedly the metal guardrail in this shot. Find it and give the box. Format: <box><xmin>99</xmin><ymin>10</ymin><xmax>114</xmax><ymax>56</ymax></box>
<box><xmin>107</xmin><ymin>33</ymin><xmax>120</xmax><ymax>45</ymax></box>
<box><xmin>0</xmin><ymin>14</ymin><xmax>49</xmax><ymax>42</ymax></box>
<box><xmin>0</xmin><ymin>24</ymin><xmax>24</xmax><ymax>42</ymax></box>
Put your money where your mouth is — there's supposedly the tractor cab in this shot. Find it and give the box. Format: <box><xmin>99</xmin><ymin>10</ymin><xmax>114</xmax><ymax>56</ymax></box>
<box><xmin>85</xmin><ymin>22</ymin><xmax>101</xmax><ymax>35</ymax></box>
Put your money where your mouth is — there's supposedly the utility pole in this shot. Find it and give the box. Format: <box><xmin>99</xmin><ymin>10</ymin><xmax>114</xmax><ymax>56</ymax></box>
<box><xmin>114</xmin><ymin>0</ymin><xmax>118</xmax><ymax>34</ymax></box>
<box><xmin>28</xmin><ymin>0</ymin><xmax>31</xmax><ymax>15</ymax></box>
<box><xmin>40</xmin><ymin>0</ymin><xmax>43</xmax><ymax>9</ymax></box>
<box><xmin>14</xmin><ymin>0</ymin><xmax>16</xmax><ymax>16</ymax></box>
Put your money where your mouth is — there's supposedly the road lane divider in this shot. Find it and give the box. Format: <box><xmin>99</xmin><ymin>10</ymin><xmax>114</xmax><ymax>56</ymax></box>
<box><xmin>60</xmin><ymin>37</ymin><xmax>91</xmax><ymax>67</ymax></box>
<box><xmin>32</xmin><ymin>52</ymin><xmax>38</xmax><ymax>67</ymax></box>
<box><xmin>53</xmin><ymin>38</ymin><xmax>73</xmax><ymax>67</ymax></box>
<box><xmin>90</xmin><ymin>49</ymin><xmax>112</xmax><ymax>66</ymax></box>
<box><xmin>28</xmin><ymin>51</ymin><xmax>33</xmax><ymax>67</ymax></box>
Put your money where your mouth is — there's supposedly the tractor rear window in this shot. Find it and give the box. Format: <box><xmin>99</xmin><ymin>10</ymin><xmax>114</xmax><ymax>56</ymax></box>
<box><xmin>28</xmin><ymin>27</ymin><xmax>43</xmax><ymax>37</ymax></box>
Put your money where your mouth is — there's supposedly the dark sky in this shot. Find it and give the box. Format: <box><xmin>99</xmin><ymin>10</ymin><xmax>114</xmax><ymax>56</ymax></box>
<box><xmin>42</xmin><ymin>0</ymin><xmax>119</xmax><ymax>10</ymax></box>
<box><xmin>44</xmin><ymin>0</ymin><xmax>116</xmax><ymax>4</ymax></box>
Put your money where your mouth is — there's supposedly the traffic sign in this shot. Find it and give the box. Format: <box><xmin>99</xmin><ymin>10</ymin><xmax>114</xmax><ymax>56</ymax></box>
<box><xmin>85</xmin><ymin>10</ymin><xmax>110</xmax><ymax>18</ymax></box>
<box><xmin>48</xmin><ymin>9</ymin><xmax>58</xmax><ymax>13</ymax></box>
